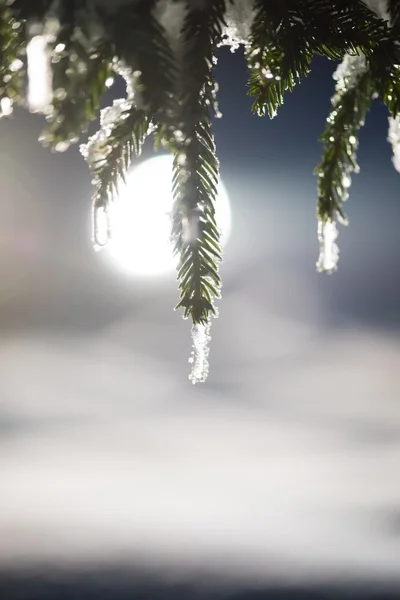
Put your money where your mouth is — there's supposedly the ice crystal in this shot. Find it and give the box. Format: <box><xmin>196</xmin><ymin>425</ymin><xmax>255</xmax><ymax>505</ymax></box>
<box><xmin>189</xmin><ymin>322</ymin><xmax>211</xmax><ymax>384</ymax></box>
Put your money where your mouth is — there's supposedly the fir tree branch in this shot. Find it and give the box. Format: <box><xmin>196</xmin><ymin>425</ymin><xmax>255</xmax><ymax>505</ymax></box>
<box><xmin>369</xmin><ymin>41</ymin><xmax>400</xmax><ymax>117</ymax></box>
<box><xmin>0</xmin><ymin>5</ymin><xmax>25</xmax><ymax>111</ymax></box>
<box><xmin>247</xmin><ymin>0</ymin><xmax>313</xmax><ymax>118</ymax></box>
<box><xmin>247</xmin><ymin>0</ymin><xmax>394</xmax><ymax>119</ymax></box>
<box><xmin>315</xmin><ymin>60</ymin><xmax>373</xmax><ymax>227</ymax></box>
<box><xmin>170</xmin><ymin>0</ymin><xmax>226</xmax><ymax>326</ymax></box>
<box><xmin>388</xmin><ymin>0</ymin><xmax>400</xmax><ymax>30</ymax></box>
<box><xmin>8</xmin><ymin>0</ymin><xmax>54</xmax><ymax>22</ymax></box>
<box><xmin>81</xmin><ymin>102</ymin><xmax>150</xmax><ymax>248</ymax></box>
<box><xmin>39</xmin><ymin>4</ymin><xmax>113</xmax><ymax>150</ymax></box>
<box><xmin>306</xmin><ymin>0</ymin><xmax>391</xmax><ymax>56</ymax></box>
<box><xmin>99</xmin><ymin>0</ymin><xmax>176</xmax><ymax>126</ymax></box>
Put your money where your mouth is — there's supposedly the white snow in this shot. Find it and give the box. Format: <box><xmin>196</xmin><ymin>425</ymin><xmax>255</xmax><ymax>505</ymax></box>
<box><xmin>332</xmin><ymin>54</ymin><xmax>368</xmax><ymax>102</ymax></box>
<box><xmin>219</xmin><ymin>0</ymin><xmax>256</xmax><ymax>50</ymax></box>
<box><xmin>112</xmin><ymin>59</ymin><xmax>137</xmax><ymax>101</ymax></box>
<box><xmin>80</xmin><ymin>98</ymin><xmax>131</xmax><ymax>171</ymax></box>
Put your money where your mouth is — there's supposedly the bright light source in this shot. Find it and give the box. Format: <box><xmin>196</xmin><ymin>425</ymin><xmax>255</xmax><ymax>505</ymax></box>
<box><xmin>105</xmin><ymin>154</ymin><xmax>231</xmax><ymax>277</ymax></box>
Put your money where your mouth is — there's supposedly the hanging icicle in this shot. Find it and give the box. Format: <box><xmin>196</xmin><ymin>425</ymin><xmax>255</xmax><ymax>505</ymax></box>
<box><xmin>188</xmin><ymin>322</ymin><xmax>211</xmax><ymax>385</ymax></box>
<box><xmin>92</xmin><ymin>201</ymin><xmax>111</xmax><ymax>250</ymax></box>
<box><xmin>316</xmin><ymin>219</ymin><xmax>339</xmax><ymax>274</ymax></box>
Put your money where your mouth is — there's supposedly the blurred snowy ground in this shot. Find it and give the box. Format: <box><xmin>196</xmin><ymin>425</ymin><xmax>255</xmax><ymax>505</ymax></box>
<box><xmin>0</xmin><ymin>136</ymin><xmax>400</xmax><ymax>589</ymax></box>
<box><xmin>1</xmin><ymin>252</ymin><xmax>400</xmax><ymax>586</ymax></box>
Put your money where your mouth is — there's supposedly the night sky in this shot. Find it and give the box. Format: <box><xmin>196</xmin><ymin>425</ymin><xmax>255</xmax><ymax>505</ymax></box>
<box><xmin>0</xmin><ymin>47</ymin><xmax>400</xmax><ymax>599</ymax></box>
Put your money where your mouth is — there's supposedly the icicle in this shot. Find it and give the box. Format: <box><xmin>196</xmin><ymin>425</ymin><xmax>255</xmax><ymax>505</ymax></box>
<box><xmin>316</xmin><ymin>220</ymin><xmax>339</xmax><ymax>273</ymax></box>
<box><xmin>27</xmin><ymin>35</ymin><xmax>53</xmax><ymax>113</ymax></box>
<box><xmin>92</xmin><ymin>203</ymin><xmax>111</xmax><ymax>250</ymax></box>
<box><xmin>189</xmin><ymin>322</ymin><xmax>211</xmax><ymax>384</ymax></box>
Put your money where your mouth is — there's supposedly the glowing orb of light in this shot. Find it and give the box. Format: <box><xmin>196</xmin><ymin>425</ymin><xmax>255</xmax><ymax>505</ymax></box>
<box><xmin>104</xmin><ymin>154</ymin><xmax>231</xmax><ymax>276</ymax></box>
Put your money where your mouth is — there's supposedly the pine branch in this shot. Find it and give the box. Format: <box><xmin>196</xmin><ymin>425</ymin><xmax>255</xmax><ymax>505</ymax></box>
<box><xmin>247</xmin><ymin>0</ymin><xmax>394</xmax><ymax>119</ymax></box>
<box><xmin>81</xmin><ymin>102</ymin><xmax>150</xmax><ymax>248</ymax></box>
<box><xmin>247</xmin><ymin>0</ymin><xmax>314</xmax><ymax>118</ymax></box>
<box><xmin>388</xmin><ymin>0</ymin><xmax>400</xmax><ymax>30</ymax></box>
<box><xmin>39</xmin><ymin>4</ymin><xmax>113</xmax><ymax>150</ymax></box>
<box><xmin>369</xmin><ymin>42</ymin><xmax>400</xmax><ymax>117</ymax></box>
<box><xmin>99</xmin><ymin>0</ymin><xmax>176</xmax><ymax>125</ymax></box>
<box><xmin>8</xmin><ymin>0</ymin><xmax>54</xmax><ymax>22</ymax></box>
<box><xmin>315</xmin><ymin>58</ymin><xmax>373</xmax><ymax>238</ymax></box>
<box><xmin>0</xmin><ymin>5</ymin><xmax>25</xmax><ymax>112</ymax></box>
<box><xmin>170</xmin><ymin>0</ymin><xmax>226</xmax><ymax>327</ymax></box>
<box><xmin>306</xmin><ymin>0</ymin><xmax>391</xmax><ymax>56</ymax></box>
